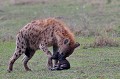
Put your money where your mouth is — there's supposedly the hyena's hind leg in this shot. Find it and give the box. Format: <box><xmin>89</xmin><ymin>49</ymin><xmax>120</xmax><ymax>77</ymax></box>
<box><xmin>23</xmin><ymin>48</ymin><xmax>35</xmax><ymax>71</ymax></box>
<box><xmin>7</xmin><ymin>47</ymin><xmax>25</xmax><ymax>72</ymax></box>
<box><xmin>7</xmin><ymin>35</ymin><xmax>26</xmax><ymax>72</ymax></box>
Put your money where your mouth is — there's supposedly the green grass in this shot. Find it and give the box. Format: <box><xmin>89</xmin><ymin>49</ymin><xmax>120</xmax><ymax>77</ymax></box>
<box><xmin>0</xmin><ymin>0</ymin><xmax>120</xmax><ymax>79</ymax></box>
<box><xmin>0</xmin><ymin>37</ymin><xmax>120</xmax><ymax>79</ymax></box>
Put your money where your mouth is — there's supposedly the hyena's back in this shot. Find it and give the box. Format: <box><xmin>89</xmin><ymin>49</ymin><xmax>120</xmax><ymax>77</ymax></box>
<box><xmin>19</xmin><ymin>19</ymin><xmax>58</xmax><ymax>50</ymax></box>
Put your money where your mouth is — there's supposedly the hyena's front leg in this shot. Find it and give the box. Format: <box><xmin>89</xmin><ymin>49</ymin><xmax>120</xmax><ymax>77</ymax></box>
<box><xmin>53</xmin><ymin>44</ymin><xmax>59</xmax><ymax>67</ymax></box>
<box><xmin>23</xmin><ymin>48</ymin><xmax>35</xmax><ymax>71</ymax></box>
<box><xmin>39</xmin><ymin>44</ymin><xmax>53</xmax><ymax>70</ymax></box>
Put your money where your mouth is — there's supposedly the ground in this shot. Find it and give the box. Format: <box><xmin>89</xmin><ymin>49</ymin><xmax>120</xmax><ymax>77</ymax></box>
<box><xmin>0</xmin><ymin>37</ymin><xmax>120</xmax><ymax>79</ymax></box>
<box><xmin>0</xmin><ymin>0</ymin><xmax>120</xmax><ymax>79</ymax></box>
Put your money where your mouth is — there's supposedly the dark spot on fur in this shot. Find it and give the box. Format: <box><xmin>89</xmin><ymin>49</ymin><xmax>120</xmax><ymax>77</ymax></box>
<box><xmin>51</xmin><ymin>31</ymin><xmax>53</xmax><ymax>37</ymax></box>
<box><xmin>19</xmin><ymin>50</ymin><xmax>21</xmax><ymax>53</ymax></box>
<box><xmin>17</xmin><ymin>46</ymin><xmax>19</xmax><ymax>48</ymax></box>
<box><xmin>35</xmin><ymin>30</ymin><xmax>38</xmax><ymax>32</ymax></box>
<box><xmin>21</xmin><ymin>42</ymin><xmax>24</xmax><ymax>44</ymax></box>
<box><xmin>30</xmin><ymin>33</ymin><xmax>33</xmax><ymax>36</ymax></box>
<box><xmin>22</xmin><ymin>51</ymin><xmax>24</xmax><ymax>53</ymax></box>
<box><xmin>21</xmin><ymin>32</ymin><xmax>24</xmax><ymax>38</ymax></box>
<box><xmin>18</xmin><ymin>37</ymin><xmax>20</xmax><ymax>42</ymax></box>
<box><xmin>44</xmin><ymin>40</ymin><xmax>46</xmax><ymax>42</ymax></box>
<box><xmin>32</xmin><ymin>36</ymin><xmax>34</xmax><ymax>38</ymax></box>
<box><xmin>15</xmin><ymin>53</ymin><xmax>18</xmax><ymax>57</ymax></box>
<box><xmin>28</xmin><ymin>27</ymin><xmax>31</xmax><ymax>30</ymax></box>
<box><xmin>32</xmin><ymin>28</ymin><xmax>36</xmax><ymax>31</ymax></box>
<box><xmin>41</xmin><ymin>43</ymin><xmax>44</xmax><ymax>46</ymax></box>
<box><xmin>22</xmin><ymin>46</ymin><xmax>24</xmax><ymax>49</ymax></box>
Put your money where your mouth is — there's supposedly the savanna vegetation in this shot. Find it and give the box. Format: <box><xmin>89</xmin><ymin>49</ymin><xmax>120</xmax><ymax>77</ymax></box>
<box><xmin>0</xmin><ymin>0</ymin><xmax>120</xmax><ymax>79</ymax></box>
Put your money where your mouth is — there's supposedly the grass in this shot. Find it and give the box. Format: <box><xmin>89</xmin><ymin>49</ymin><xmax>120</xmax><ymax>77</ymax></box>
<box><xmin>0</xmin><ymin>0</ymin><xmax>120</xmax><ymax>79</ymax></box>
<box><xmin>0</xmin><ymin>37</ymin><xmax>120</xmax><ymax>79</ymax></box>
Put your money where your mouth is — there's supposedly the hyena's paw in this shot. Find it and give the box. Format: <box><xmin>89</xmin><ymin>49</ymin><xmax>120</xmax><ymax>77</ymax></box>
<box><xmin>7</xmin><ymin>66</ymin><xmax>13</xmax><ymax>73</ymax></box>
<box><xmin>48</xmin><ymin>67</ymin><xmax>53</xmax><ymax>71</ymax></box>
<box><xmin>25</xmin><ymin>68</ymin><xmax>32</xmax><ymax>71</ymax></box>
<box><xmin>7</xmin><ymin>69</ymin><xmax>12</xmax><ymax>73</ymax></box>
<box><xmin>50</xmin><ymin>67</ymin><xmax>59</xmax><ymax>71</ymax></box>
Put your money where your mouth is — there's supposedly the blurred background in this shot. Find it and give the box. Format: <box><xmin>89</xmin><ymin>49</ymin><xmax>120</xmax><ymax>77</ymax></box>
<box><xmin>0</xmin><ymin>0</ymin><xmax>120</xmax><ymax>46</ymax></box>
<box><xmin>0</xmin><ymin>1</ymin><xmax>120</xmax><ymax>78</ymax></box>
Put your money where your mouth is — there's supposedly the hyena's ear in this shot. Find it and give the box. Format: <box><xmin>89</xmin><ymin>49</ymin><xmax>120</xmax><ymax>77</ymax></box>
<box><xmin>64</xmin><ymin>38</ymin><xmax>70</xmax><ymax>45</ymax></box>
<box><xmin>74</xmin><ymin>42</ymin><xmax>80</xmax><ymax>48</ymax></box>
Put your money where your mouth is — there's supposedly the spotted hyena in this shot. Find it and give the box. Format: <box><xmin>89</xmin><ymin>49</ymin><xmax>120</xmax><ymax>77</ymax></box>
<box><xmin>7</xmin><ymin>18</ymin><xmax>80</xmax><ymax>72</ymax></box>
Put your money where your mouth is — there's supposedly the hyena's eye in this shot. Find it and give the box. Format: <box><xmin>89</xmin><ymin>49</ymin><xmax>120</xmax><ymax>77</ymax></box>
<box><xmin>64</xmin><ymin>38</ymin><xmax>70</xmax><ymax>45</ymax></box>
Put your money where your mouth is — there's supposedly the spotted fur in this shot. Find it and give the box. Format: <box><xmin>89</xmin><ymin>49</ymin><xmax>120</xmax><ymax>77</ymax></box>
<box><xmin>7</xmin><ymin>18</ymin><xmax>80</xmax><ymax>72</ymax></box>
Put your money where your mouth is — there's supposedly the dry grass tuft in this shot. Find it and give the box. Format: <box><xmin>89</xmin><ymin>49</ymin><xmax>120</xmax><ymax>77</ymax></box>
<box><xmin>91</xmin><ymin>36</ymin><xmax>119</xmax><ymax>47</ymax></box>
<box><xmin>10</xmin><ymin>0</ymin><xmax>46</xmax><ymax>5</ymax></box>
<box><xmin>83</xmin><ymin>35</ymin><xmax>119</xmax><ymax>49</ymax></box>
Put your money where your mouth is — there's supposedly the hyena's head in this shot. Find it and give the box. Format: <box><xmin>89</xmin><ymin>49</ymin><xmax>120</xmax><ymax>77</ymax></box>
<box><xmin>58</xmin><ymin>38</ymin><xmax>80</xmax><ymax>58</ymax></box>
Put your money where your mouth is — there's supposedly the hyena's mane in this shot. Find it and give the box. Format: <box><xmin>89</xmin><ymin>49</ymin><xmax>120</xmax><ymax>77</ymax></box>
<box><xmin>31</xmin><ymin>18</ymin><xmax>75</xmax><ymax>47</ymax></box>
<box><xmin>42</xmin><ymin>18</ymin><xmax>76</xmax><ymax>47</ymax></box>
